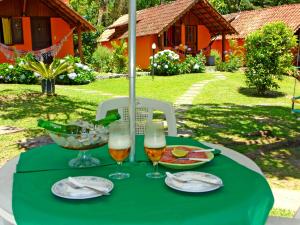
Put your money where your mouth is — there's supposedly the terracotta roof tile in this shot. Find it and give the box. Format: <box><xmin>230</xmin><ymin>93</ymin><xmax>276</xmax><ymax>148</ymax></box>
<box><xmin>223</xmin><ymin>4</ymin><xmax>300</xmax><ymax>39</ymax></box>
<box><xmin>98</xmin><ymin>0</ymin><xmax>236</xmax><ymax>42</ymax></box>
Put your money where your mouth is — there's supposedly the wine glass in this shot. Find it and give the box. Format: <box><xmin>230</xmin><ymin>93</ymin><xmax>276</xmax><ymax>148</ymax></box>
<box><xmin>108</xmin><ymin>121</ymin><xmax>131</xmax><ymax>180</ymax></box>
<box><xmin>144</xmin><ymin>121</ymin><xmax>166</xmax><ymax>179</ymax></box>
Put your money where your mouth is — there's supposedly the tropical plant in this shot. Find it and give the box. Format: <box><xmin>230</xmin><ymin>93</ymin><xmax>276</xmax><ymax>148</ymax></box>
<box><xmin>21</xmin><ymin>59</ymin><xmax>73</xmax><ymax>95</ymax></box>
<box><xmin>92</xmin><ymin>45</ymin><xmax>113</xmax><ymax>72</ymax></box>
<box><xmin>111</xmin><ymin>39</ymin><xmax>128</xmax><ymax>73</ymax></box>
<box><xmin>150</xmin><ymin>49</ymin><xmax>180</xmax><ymax>75</ymax></box>
<box><xmin>22</xmin><ymin>59</ymin><xmax>72</xmax><ymax>80</ymax></box>
<box><xmin>245</xmin><ymin>22</ymin><xmax>297</xmax><ymax>95</ymax></box>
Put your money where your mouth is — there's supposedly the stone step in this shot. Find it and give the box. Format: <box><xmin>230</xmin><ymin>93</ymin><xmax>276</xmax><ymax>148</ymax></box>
<box><xmin>175</xmin><ymin>74</ymin><xmax>226</xmax><ymax>106</ymax></box>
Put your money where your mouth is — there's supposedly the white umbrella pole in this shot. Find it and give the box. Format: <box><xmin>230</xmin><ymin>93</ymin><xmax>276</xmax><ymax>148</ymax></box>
<box><xmin>128</xmin><ymin>0</ymin><xmax>136</xmax><ymax>162</ymax></box>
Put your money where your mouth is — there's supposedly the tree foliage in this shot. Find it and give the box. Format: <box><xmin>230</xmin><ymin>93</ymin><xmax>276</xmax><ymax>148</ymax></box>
<box><xmin>244</xmin><ymin>22</ymin><xmax>297</xmax><ymax>95</ymax></box>
<box><xmin>68</xmin><ymin>0</ymin><xmax>300</xmax><ymax>61</ymax></box>
<box><xmin>209</xmin><ymin>0</ymin><xmax>300</xmax><ymax>14</ymax></box>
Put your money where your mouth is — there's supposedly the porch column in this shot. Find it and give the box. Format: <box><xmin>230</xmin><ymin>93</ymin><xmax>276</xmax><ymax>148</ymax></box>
<box><xmin>221</xmin><ymin>32</ymin><xmax>226</xmax><ymax>62</ymax></box>
<box><xmin>77</xmin><ymin>26</ymin><xmax>84</xmax><ymax>63</ymax></box>
<box><xmin>181</xmin><ymin>23</ymin><xmax>185</xmax><ymax>46</ymax></box>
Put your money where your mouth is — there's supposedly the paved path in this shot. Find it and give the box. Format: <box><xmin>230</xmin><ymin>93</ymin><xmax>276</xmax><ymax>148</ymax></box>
<box><xmin>175</xmin><ymin>74</ymin><xmax>226</xmax><ymax>105</ymax></box>
<box><xmin>272</xmin><ymin>188</ymin><xmax>300</xmax><ymax>212</ymax></box>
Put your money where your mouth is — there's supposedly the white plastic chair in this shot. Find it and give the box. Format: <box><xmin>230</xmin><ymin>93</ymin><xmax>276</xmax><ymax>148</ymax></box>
<box><xmin>96</xmin><ymin>97</ymin><xmax>177</xmax><ymax>136</ymax></box>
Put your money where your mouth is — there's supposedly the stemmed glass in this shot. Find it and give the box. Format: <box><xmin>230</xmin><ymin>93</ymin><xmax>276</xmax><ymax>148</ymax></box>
<box><xmin>108</xmin><ymin>121</ymin><xmax>131</xmax><ymax>180</ymax></box>
<box><xmin>144</xmin><ymin>121</ymin><xmax>166</xmax><ymax>179</ymax></box>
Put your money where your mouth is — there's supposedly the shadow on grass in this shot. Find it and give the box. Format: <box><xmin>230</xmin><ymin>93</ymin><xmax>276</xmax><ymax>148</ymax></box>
<box><xmin>176</xmin><ymin>103</ymin><xmax>300</xmax><ymax>180</ymax></box>
<box><xmin>238</xmin><ymin>87</ymin><xmax>286</xmax><ymax>98</ymax></box>
<box><xmin>0</xmin><ymin>90</ymin><xmax>97</xmax><ymax>123</ymax></box>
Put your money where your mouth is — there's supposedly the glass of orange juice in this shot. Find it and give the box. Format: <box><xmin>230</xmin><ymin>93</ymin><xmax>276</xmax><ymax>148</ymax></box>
<box><xmin>144</xmin><ymin>121</ymin><xmax>166</xmax><ymax>178</ymax></box>
<box><xmin>108</xmin><ymin>121</ymin><xmax>131</xmax><ymax>180</ymax></box>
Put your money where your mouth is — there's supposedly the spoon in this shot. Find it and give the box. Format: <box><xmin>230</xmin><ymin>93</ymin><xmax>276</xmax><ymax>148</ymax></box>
<box><xmin>68</xmin><ymin>177</ymin><xmax>110</xmax><ymax>195</ymax></box>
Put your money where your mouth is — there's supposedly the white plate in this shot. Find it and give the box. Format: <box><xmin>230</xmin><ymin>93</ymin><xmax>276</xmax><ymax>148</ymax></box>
<box><xmin>165</xmin><ymin>171</ymin><xmax>223</xmax><ymax>193</ymax></box>
<box><xmin>51</xmin><ymin>176</ymin><xmax>114</xmax><ymax>199</ymax></box>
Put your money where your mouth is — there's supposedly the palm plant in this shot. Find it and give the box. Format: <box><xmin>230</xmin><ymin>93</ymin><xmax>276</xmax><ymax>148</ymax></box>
<box><xmin>22</xmin><ymin>59</ymin><xmax>73</xmax><ymax>95</ymax></box>
<box><xmin>111</xmin><ymin>39</ymin><xmax>128</xmax><ymax>73</ymax></box>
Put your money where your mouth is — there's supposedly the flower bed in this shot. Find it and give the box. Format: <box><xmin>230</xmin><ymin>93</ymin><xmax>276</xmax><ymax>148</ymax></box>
<box><xmin>56</xmin><ymin>56</ymin><xmax>95</xmax><ymax>85</ymax></box>
<box><xmin>0</xmin><ymin>55</ymin><xmax>96</xmax><ymax>85</ymax></box>
<box><xmin>150</xmin><ymin>50</ymin><xmax>206</xmax><ymax>75</ymax></box>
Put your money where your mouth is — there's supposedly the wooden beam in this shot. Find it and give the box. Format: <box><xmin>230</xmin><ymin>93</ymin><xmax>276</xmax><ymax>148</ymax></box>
<box><xmin>159</xmin><ymin>33</ymin><xmax>164</xmax><ymax>49</ymax></box>
<box><xmin>222</xmin><ymin>33</ymin><xmax>226</xmax><ymax>62</ymax></box>
<box><xmin>77</xmin><ymin>26</ymin><xmax>84</xmax><ymax>62</ymax></box>
<box><xmin>23</xmin><ymin>0</ymin><xmax>27</xmax><ymax>16</ymax></box>
<box><xmin>181</xmin><ymin>23</ymin><xmax>185</xmax><ymax>46</ymax></box>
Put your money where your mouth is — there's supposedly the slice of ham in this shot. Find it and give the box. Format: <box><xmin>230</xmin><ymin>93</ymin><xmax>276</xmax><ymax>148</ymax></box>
<box><xmin>160</xmin><ymin>146</ymin><xmax>208</xmax><ymax>164</ymax></box>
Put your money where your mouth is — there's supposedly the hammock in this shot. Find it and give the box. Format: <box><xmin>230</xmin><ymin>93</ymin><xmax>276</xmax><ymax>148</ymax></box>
<box><xmin>0</xmin><ymin>28</ymin><xmax>75</xmax><ymax>61</ymax></box>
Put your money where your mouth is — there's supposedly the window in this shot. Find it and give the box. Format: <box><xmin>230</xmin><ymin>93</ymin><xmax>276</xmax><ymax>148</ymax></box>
<box><xmin>163</xmin><ymin>31</ymin><xmax>168</xmax><ymax>46</ymax></box>
<box><xmin>12</xmin><ymin>18</ymin><xmax>23</xmax><ymax>44</ymax></box>
<box><xmin>0</xmin><ymin>17</ymin><xmax>23</xmax><ymax>45</ymax></box>
<box><xmin>173</xmin><ymin>25</ymin><xmax>181</xmax><ymax>46</ymax></box>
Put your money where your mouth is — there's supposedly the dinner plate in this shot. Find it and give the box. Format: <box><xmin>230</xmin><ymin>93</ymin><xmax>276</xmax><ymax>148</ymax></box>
<box><xmin>51</xmin><ymin>176</ymin><xmax>114</xmax><ymax>199</ymax></box>
<box><xmin>165</xmin><ymin>171</ymin><xmax>223</xmax><ymax>193</ymax></box>
<box><xmin>159</xmin><ymin>145</ymin><xmax>214</xmax><ymax>169</ymax></box>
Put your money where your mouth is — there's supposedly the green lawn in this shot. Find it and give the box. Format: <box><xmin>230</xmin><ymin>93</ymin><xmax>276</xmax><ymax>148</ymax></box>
<box><xmin>1</xmin><ymin>73</ymin><xmax>299</xmax><ymax>188</ymax></box>
<box><xmin>0</xmin><ymin>74</ymin><xmax>212</xmax><ymax>164</ymax></box>
<box><xmin>183</xmin><ymin>72</ymin><xmax>300</xmax><ymax>190</ymax></box>
<box><xmin>1</xmin><ymin>72</ymin><xmax>299</xmax><ymax>217</ymax></box>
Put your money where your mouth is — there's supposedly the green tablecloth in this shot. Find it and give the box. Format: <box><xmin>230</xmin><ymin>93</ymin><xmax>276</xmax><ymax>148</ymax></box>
<box><xmin>13</xmin><ymin>136</ymin><xmax>274</xmax><ymax>225</ymax></box>
<box><xmin>16</xmin><ymin>136</ymin><xmax>207</xmax><ymax>172</ymax></box>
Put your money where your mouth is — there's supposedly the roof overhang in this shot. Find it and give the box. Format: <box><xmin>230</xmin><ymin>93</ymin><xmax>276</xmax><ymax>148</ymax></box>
<box><xmin>158</xmin><ymin>0</ymin><xmax>237</xmax><ymax>37</ymax></box>
<box><xmin>39</xmin><ymin>0</ymin><xmax>95</xmax><ymax>32</ymax></box>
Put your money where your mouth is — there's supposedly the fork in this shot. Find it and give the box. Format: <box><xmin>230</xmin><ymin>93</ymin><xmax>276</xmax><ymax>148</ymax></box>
<box><xmin>177</xmin><ymin>157</ymin><xmax>211</xmax><ymax>162</ymax></box>
<box><xmin>190</xmin><ymin>148</ymin><xmax>215</xmax><ymax>153</ymax></box>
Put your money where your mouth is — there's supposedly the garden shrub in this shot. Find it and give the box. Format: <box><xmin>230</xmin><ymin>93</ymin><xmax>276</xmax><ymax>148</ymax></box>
<box><xmin>216</xmin><ymin>55</ymin><xmax>242</xmax><ymax>72</ymax></box>
<box><xmin>150</xmin><ymin>49</ymin><xmax>180</xmax><ymax>75</ymax></box>
<box><xmin>111</xmin><ymin>40</ymin><xmax>128</xmax><ymax>74</ymax></box>
<box><xmin>210</xmin><ymin>49</ymin><xmax>221</xmax><ymax>63</ymax></box>
<box><xmin>0</xmin><ymin>55</ymin><xmax>37</xmax><ymax>84</ymax></box>
<box><xmin>92</xmin><ymin>45</ymin><xmax>113</xmax><ymax>72</ymax></box>
<box><xmin>215</xmin><ymin>40</ymin><xmax>243</xmax><ymax>72</ymax></box>
<box><xmin>56</xmin><ymin>56</ymin><xmax>96</xmax><ymax>85</ymax></box>
<box><xmin>245</xmin><ymin>22</ymin><xmax>297</xmax><ymax>95</ymax></box>
<box><xmin>208</xmin><ymin>49</ymin><xmax>221</xmax><ymax>66</ymax></box>
<box><xmin>179</xmin><ymin>53</ymin><xmax>206</xmax><ymax>74</ymax></box>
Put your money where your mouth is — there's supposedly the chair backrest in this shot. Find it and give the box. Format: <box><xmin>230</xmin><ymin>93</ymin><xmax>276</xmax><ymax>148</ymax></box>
<box><xmin>96</xmin><ymin>97</ymin><xmax>177</xmax><ymax>136</ymax></box>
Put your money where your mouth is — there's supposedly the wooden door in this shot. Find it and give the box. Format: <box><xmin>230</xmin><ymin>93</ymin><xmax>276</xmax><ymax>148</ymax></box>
<box><xmin>31</xmin><ymin>17</ymin><xmax>51</xmax><ymax>50</ymax></box>
<box><xmin>185</xmin><ymin>25</ymin><xmax>197</xmax><ymax>54</ymax></box>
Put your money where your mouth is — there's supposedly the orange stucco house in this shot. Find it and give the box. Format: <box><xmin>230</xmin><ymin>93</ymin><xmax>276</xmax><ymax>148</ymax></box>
<box><xmin>211</xmin><ymin>4</ymin><xmax>300</xmax><ymax>57</ymax></box>
<box><xmin>0</xmin><ymin>0</ymin><xmax>94</xmax><ymax>63</ymax></box>
<box><xmin>98</xmin><ymin>0</ymin><xmax>236</xmax><ymax>69</ymax></box>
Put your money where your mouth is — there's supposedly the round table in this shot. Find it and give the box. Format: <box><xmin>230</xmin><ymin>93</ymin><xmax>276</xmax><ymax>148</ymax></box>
<box><xmin>0</xmin><ymin>141</ymin><xmax>264</xmax><ymax>225</ymax></box>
